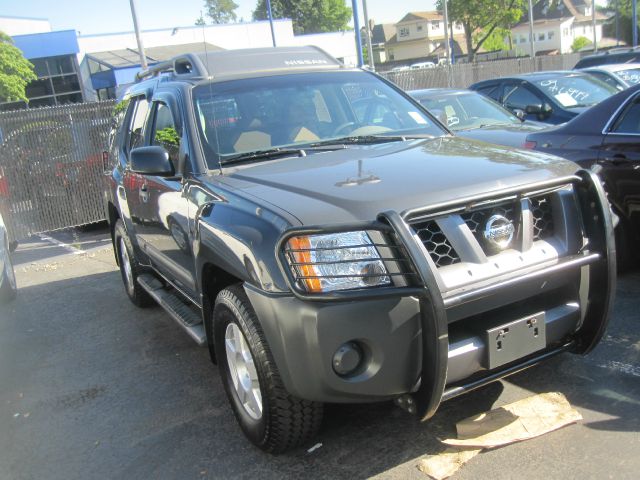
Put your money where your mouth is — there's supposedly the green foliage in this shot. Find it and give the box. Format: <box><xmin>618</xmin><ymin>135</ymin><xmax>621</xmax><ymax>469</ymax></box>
<box><xmin>155</xmin><ymin>127</ymin><xmax>180</xmax><ymax>147</ymax></box>
<box><xmin>474</xmin><ymin>28</ymin><xmax>510</xmax><ymax>52</ymax></box>
<box><xmin>203</xmin><ymin>0</ymin><xmax>238</xmax><ymax>24</ymax></box>
<box><xmin>253</xmin><ymin>0</ymin><xmax>352</xmax><ymax>34</ymax></box>
<box><xmin>571</xmin><ymin>36</ymin><xmax>592</xmax><ymax>52</ymax></box>
<box><xmin>195</xmin><ymin>15</ymin><xmax>206</xmax><ymax>26</ymax></box>
<box><xmin>436</xmin><ymin>0</ymin><xmax>526</xmax><ymax>61</ymax></box>
<box><xmin>604</xmin><ymin>0</ymin><xmax>639</xmax><ymax>45</ymax></box>
<box><xmin>0</xmin><ymin>31</ymin><xmax>37</xmax><ymax>103</ymax></box>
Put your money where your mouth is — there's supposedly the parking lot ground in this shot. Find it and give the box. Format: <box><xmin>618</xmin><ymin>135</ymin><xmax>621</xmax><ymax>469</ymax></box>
<box><xmin>1</xmin><ymin>227</ymin><xmax>639</xmax><ymax>480</ymax></box>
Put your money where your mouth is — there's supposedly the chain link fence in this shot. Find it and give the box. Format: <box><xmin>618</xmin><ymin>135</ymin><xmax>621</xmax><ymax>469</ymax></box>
<box><xmin>380</xmin><ymin>53</ymin><xmax>582</xmax><ymax>91</ymax></box>
<box><xmin>0</xmin><ymin>100</ymin><xmax>116</xmax><ymax>241</ymax></box>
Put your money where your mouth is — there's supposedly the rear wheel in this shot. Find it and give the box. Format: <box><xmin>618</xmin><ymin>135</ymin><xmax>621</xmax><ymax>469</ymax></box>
<box><xmin>114</xmin><ymin>220</ymin><xmax>154</xmax><ymax>307</ymax></box>
<box><xmin>213</xmin><ymin>285</ymin><xmax>323</xmax><ymax>453</ymax></box>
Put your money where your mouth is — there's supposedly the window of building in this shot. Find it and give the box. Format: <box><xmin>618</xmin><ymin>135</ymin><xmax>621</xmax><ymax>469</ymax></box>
<box><xmin>563</xmin><ymin>27</ymin><xmax>570</xmax><ymax>36</ymax></box>
<box><xmin>399</xmin><ymin>27</ymin><xmax>410</xmax><ymax>37</ymax></box>
<box><xmin>431</xmin><ymin>20</ymin><xmax>440</xmax><ymax>29</ymax></box>
<box><xmin>538</xmin><ymin>32</ymin><xmax>545</xmax><ymax>41</ymax></box>
<box><xmin>417</xmin><ymin>24</ymin><xmax>423</xmax><ymax>32</ymax></box>
<box><xmin>548</xmin><ymin>31</ymin><xmax>555</xmax><ymax>40</ymax></box>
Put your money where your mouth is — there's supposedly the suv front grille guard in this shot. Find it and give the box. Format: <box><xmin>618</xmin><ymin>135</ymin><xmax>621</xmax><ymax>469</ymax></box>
<box><xmin>377</xmin><ymin>171</ymin><xmax>616</xmax><ymax>420</ymax></box>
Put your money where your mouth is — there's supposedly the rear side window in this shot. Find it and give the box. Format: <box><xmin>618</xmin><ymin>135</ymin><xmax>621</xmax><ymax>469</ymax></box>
<box><xmin>504</xmin><ymin>85</ymin><xmax>543</xmax><ymax>109</ymax></box>
<box><xmin>475</xmin><ymin>84</ymin><xmax>502</xmax><ymax>101</ymax></box>
<box><xmin>128</xmin><ymin>97</ymin><xmax>150</xmax><ymax>152</ymax></box>
<box><xmin>612</xmin><ymin>96</ymin><xmax>640</xmax><ymax>134</ymax></box>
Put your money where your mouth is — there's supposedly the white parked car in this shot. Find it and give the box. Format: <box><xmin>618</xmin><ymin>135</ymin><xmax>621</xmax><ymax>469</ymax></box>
<box><xmin>0</xmin><ymin>212</ymin><xmax>16</xmax><ymax>303</ymax></box>
<box><xmin>580</xmin><ymin>63</ymin><xmax>640</xmax><ymax>90</ymax></box>
<box><xmin>410</xmin><ymin>61</ymin><xmax>436</xmax><ymax>69</ymax></box>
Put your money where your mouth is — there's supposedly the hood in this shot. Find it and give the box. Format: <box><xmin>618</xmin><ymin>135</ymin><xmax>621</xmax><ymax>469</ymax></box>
<box><xmin>455</xmin><ymin>122</ymin><xmax>548</xmax><ymax>148</ymax></box>
<box><xmin>212</xmin><ymin>136</ymin><xmax>578</xmax><ymax>225</ymax></box>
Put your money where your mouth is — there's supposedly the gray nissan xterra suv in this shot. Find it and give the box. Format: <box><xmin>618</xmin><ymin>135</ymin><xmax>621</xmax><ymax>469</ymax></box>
<box><xmin>105</xmin><ymin>46</ymin><xmax>615</xmax><ymax>453</ymax></box>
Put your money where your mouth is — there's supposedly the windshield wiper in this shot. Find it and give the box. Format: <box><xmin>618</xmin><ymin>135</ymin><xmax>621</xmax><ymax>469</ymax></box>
<box><xmin>220</xmin><ymin>148</ymin><xmax>306</xmax><ymax>166</ymax></box>
<box><xmin>308</xmin><ymin>134</ymin><xmax>411</xmax><ymax>147</ymax></box>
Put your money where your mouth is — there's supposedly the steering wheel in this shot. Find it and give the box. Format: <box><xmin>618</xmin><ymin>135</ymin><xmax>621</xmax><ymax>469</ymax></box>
<box><xmin>332</xmin><ymin>122</ymin><xmax>357</xmax><ymax>136</ymax></box>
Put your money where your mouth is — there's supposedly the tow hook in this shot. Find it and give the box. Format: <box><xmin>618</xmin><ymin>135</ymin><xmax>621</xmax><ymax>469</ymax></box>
<box><xmin>394</xmin><ymin>394</ymin><xmax>417</xmax><ymax>414</ymax></box>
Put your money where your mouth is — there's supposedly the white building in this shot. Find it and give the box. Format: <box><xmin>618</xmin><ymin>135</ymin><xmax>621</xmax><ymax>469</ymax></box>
<box><xmin>511</xmin><ymin>0</ymin><xmax>606</xmax><ymax>55</ymax></box>
<box><xmin>0</xmin><ymin>15</ymin><xmax>51</xmax><ymax>36</ymax></box>
<box><xmin>384</xmin><ymin>12</ymin><xmax>465</xmax><ymax>62</ymax></box>
<box><xmin>77</xmin><ymin>20</ymin><xmax>358</xmax><ymax>100</ymax></box>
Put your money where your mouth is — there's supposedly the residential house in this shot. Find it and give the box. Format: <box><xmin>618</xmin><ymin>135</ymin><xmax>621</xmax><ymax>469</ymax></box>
<box><xmin>369</xmin><ymin>23</ymin><xmax>395</xmax><ymax>64</ymax></box>
<box><xmin>511</xmin><ymin>0</ymin><xmax>607</xmax><ymax>55</ymax></box>
<box><xmin>384</xmin><ymin>12</ymin><xmax>465</xmax><ymax>62</ymax></box>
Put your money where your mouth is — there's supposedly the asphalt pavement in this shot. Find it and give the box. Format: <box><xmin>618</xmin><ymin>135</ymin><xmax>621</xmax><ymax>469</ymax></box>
<box><xmin>1</xmin><ymin>227</ymin><xmax>638</xmax><ymax>480</ymax></box>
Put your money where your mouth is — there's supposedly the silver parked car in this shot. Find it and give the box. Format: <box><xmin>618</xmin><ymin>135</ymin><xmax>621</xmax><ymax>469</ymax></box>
<box><xmin>0</xmin><ymin>212</ymin><xmax>17</xmax><ymax>303</ymax></box>
<box><xmin>580</xmin><ymin>63</ymin><xmax>640</xmax><ymax>90</ymax></box>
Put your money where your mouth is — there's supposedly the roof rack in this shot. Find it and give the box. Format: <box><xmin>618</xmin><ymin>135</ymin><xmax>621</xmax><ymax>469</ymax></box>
<box><xmin>135</xmin><ymin>54</ymin><xmax>208</xmax><ymax>82</ymax></box>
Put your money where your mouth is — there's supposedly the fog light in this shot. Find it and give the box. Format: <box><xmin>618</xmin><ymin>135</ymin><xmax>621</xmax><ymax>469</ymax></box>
<box><xmin>332</xmin><ymin>341</ymin><xmax>363</xmax><ymax>376</ymax></box>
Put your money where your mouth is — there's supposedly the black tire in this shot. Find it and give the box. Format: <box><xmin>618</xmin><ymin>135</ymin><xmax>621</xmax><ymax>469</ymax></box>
<box><xmin>0</xmin><ymin>234</ymin><xmax>17</xmax><ymax>303</ymax></box>
<box><xmin>615</xmin><ymin>216</ymin><xmax>638</xmax><ymax>272</ymax></box>
<box><xmin>212</xmin><ymin>285</ymin><xmax>323</xmax><ymax>453</ymax></box>
<box><xmin>114</xmin><ymin>219</ymin><xmax>154</xmax><ymax>308</ymax></box>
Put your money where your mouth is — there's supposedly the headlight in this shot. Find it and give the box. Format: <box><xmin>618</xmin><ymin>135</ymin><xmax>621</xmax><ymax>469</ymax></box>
<box><xmin>285</xmin><ymin>231</ymin><xmax>391</xmax><ymax>293</ymax></box>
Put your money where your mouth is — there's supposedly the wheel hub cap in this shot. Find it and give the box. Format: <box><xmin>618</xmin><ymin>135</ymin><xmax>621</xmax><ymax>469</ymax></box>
<box><xmin>119</xmin><ymin>238</ymin><xmax>134</xmax><ymax>295</ymax></box>
<box><xmin>224</xmin><ymin>323</ymin><xmax>263</xmax><ymax>420</ymax></box>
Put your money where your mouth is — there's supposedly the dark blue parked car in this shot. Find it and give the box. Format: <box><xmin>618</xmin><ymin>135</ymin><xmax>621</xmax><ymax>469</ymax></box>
<box><xmin>470</xmin><ymin>71</ymin><xmax>618</xmax><ymax>125</ymax></box>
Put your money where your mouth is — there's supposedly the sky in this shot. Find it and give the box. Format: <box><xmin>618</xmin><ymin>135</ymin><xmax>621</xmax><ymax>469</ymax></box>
<box><xmin>0</xmin><ymin>0</ymin><xmax>437</xmax><ymax>36</ymax></box>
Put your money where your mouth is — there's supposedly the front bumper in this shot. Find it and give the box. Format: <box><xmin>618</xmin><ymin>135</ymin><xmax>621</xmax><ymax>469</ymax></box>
<box><xmin>247</xmin><ymin>171</ymin><xmax>616</xmax><ymax>415</ymax></box>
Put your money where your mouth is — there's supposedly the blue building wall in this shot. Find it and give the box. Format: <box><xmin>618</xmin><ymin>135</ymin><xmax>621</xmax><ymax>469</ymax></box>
<box><xmin>12</xmin><ymin>29</ymin><xmax>79</xmax><ymax>60</ymax></box>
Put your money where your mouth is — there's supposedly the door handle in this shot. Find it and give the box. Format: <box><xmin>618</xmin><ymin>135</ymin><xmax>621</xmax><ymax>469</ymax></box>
<box><xmin>139</xmin><ymin>184</ymin><xmax>149</xmax><ymax>203</ymax></box>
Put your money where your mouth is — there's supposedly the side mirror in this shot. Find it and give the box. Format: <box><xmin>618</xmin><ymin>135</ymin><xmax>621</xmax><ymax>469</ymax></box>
<box><xmin>513</xmin><ymin>108</ymin><xmax>526</xmax><ymax>121</ymax></box>
<box><xmin>525</xmin><ymin>103</ymin><xmax>553</xmax><ymax>117</ymax></box>
<box><xmin>525</xmin><ymin>103</ymin><xmax>543</xmax><ymax>114</ymax></box>
<box><xmin>130</xmin><ymin>146</ymin><xmax>174</xmax><ymax>176</ymax></box>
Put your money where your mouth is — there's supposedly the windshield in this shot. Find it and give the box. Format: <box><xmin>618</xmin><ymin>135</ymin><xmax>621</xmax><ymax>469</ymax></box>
<box><xmin>417</xmin><ymin>92</ymin><xmax>520</xmax><ymax>130</ymax></box>
<box><xmin>617</xmin><ymin>68</ymin><xmax>640</xmax><ymax>86</ymax></box>
<box><xmin>192</xmin><ymin>71</ymin><xmax>445</xmax><ymax>167</ymax></box>
<box><xmin>534</xmin><ymin>74</ymin><xmax>618</xmax><ymax>108</ymax></box>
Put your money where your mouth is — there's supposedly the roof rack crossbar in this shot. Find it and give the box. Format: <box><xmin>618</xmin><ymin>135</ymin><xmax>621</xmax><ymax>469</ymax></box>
<box><xmin>135</xmin><ymin>54</ymin><xmax>208</xmax><ymax>82</ymax></box>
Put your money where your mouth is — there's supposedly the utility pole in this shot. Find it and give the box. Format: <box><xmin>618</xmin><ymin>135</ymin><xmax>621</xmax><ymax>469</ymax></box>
<box><xmin>528</xmin><ymin>0</ymin><xmax>536</xmax><ymax>58</ymax></box>
<box><xmin>362</xmin><ymin>0</ymin><xmax>375</xmax><ymax>70</ymax></box>
<box><xmin>129</xmin><ymin>0</ymin><xmax>148</xmax><ymax>70</ymax></box>
<box><xmin>592</xmin><ymin>0</ymin><xmax>597</xmax><ymax>53</ymax></box>
<box><xmin>442</xmin><ymin>0</ymin><xmax>452</xmax><ymax>86</ymax></box>
<box><xmin>616</xmin><ymin>0</ymin><xmax>620</xmax><ymax>46</ymax></box>
<box><xmin>266</xmin><ymin>0</ymin><xmax>276</xmax><ymax>46</ymax></box>
<box><xmin>634</xmin><ymin>0</ymin><xmax>638</xmax><ymax>47</ymax></box>
<box><xmin>351</xmin><ymin>0</ymin><xmax>364</xmax><ymax>67</ymax></box>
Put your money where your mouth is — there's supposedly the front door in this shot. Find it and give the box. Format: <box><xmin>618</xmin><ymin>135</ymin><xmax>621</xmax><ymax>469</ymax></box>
<box><xmin>598</xmin><ymin>92</ymin><xmax>640</xmax><ymax>237</ymax></box>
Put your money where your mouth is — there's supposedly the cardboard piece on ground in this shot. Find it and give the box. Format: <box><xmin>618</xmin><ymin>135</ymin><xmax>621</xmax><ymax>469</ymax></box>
<box><xmin>416</xmin><ymin>392</ymin><xmax>582</xmax><ymax>479</ymax></box>
<box><xmin>443</xmin><ymin>391</ymin><xmax>582</xmax><ymax>448</ymax></box>
<box><xmin>417</xmin><ymin>448</ymin><xmax>481</xmax><ymax>480</ymax></box>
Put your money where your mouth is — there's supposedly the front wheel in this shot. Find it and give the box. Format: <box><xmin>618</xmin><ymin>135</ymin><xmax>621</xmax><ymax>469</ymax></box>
<box><xmin>212</xmin><ymin>285</ymin><xmax>323</xmax><ymax>453</ymax></box>
<box><xmin>0</xmin><ymin>234</ymin><xmax>17</xmax><ymax>303</ymax></box>
<box><xmin>114</xmin><ymin>219</ymin><xmax>154</xmax><ymax>308</ymax></box>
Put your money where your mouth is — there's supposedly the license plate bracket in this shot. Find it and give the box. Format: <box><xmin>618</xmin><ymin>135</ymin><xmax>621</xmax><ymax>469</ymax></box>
<box><xmin>484</xmin><ymin>312</ymin><xmax>546</xmax><ymax>370</ymax></box>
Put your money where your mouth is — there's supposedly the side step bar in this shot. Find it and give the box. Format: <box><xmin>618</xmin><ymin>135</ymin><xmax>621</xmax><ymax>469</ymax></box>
<box><xmin>137</xmin><ymin>274</ymin><xmax>206</xmax><ymax>346</ymax></box>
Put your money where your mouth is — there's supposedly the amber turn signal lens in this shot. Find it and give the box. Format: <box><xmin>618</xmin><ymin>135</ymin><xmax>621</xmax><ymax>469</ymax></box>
<box><xmin>287</xmin><ymin>236</ymin><xmax>322</xmax><ymax>293</ymax></box>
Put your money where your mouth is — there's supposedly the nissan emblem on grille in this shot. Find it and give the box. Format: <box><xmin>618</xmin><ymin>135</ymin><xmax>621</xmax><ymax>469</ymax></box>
<box><xmin>483</xmin><ymin>214</ymin><xmax>515</xmax><ymax>250</ymax></box>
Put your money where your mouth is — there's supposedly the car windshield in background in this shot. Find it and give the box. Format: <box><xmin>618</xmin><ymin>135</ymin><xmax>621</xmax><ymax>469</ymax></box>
<box><xmin>418</xmin><ymin>92</ymin><xmax>520</xmax><ymax>130</ymax></box>
<box><xmin>192</xmin><ymin>71</ymin><xmax>444</xmax><ymax>167</ymax></box>
<box><xmin>534</xmin><ymin>74</ymin><xmax>618</xmax><ymax>108</ymax></box>
<box><xmin>617</xmin><ymin>68</ymin><xmax>640</xmax><ymax>85</ymax></box>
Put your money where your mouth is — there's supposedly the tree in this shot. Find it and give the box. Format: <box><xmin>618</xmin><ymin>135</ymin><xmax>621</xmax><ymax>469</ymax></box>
<box><xmin>195</xmin><ymin>15</ymin><xmax>206</xmax><ymax>26</ymax></box>
<box><xmin>253</xmin><ymin>0</ymin><xmax>352</xmax><ymax>35</ymax></box>
<box><xmin>604</xmin><ymin>0</ymin><xmax>639</xmax><ymax>45</ymax></box>
<box><xmin>436</xmin><ymin>0</ymin><xmax>526</xmax><ymax>62</ymax></box>
<box><xmin>0</xmin><ymin>31</ymin><xmax>37</xmax><ymax>103</ymax></box>
<box><xmin>571</xmin><ymin>36</ymin><xmax>592</xmax><ymax>52</ymax></box>
<box><xmin>475</xmin><ymin>28</ymin><xmax>510</xmax><ymax>52</ymax></box>
<box><xmin>203</xmin><ymin>0</ymin><xmax>238</xmax><ymax>24</ymax></box>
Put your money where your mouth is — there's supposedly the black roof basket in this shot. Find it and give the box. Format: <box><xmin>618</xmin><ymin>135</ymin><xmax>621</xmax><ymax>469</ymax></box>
<box><xmin>135</xmin><ymin>54</ymin><xmax>208</xmax><ymax>82</ymax></box>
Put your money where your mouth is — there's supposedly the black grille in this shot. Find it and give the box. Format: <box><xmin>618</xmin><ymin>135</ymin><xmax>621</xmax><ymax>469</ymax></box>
<box><xmin>412</xmin><ymin>220</ymin><xmax>461</xmax><ymax>267</ymax></box>
<box><xmin>531</xmin><ymin>196</ymin><xmax>554</xmax><ymax>240</ymax></box>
